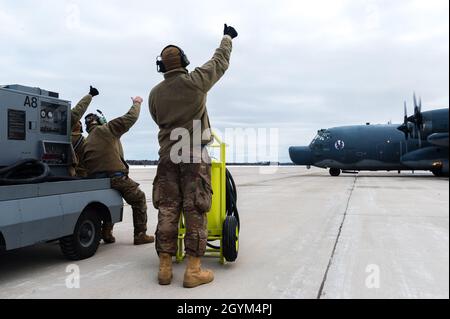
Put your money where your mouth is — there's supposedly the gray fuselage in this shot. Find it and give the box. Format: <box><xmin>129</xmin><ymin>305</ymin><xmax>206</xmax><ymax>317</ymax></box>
<box><xmin>290</xmin><ymin>108</ymin><xmax>449</xmax><ymax>173</ymax></box>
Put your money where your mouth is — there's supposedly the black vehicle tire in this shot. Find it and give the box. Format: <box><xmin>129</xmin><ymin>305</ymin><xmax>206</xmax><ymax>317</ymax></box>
<box><xmin>432</xmin><ymin>170</ymin><xmax>443</xmax><ymax>177</ymax></box>
<box><xmin>60</xmin><ymin>209</ymin><xmax>102</xmax><ymax>261</ymax></box>
<box><xmin>330</xmin><ymin>168</ymin><xmax>341</xmax><ymax>177</ymax></box>
<box><xmin>432</xmin><ymin>169</ymin><xmax>448</xmax><ymax>177</ymax></box>
<box><xmin>223</xmin><ymin>216</ymin><xmax>239</xmax><ymax>262</ymax></box>
<box><xmin>0</xmin><ymin>233</ymin><xmax>5</xmax><ymax>253</ymax></box>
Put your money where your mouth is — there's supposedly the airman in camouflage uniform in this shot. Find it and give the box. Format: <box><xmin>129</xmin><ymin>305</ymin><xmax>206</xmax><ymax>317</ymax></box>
<box><xmin>70</xmin><ymin>121</ymin><xmax>87</xmax><ymax>178</ymax></box>
<box><xmin>152</xmin><ymin>153</ymin><xmax>212</xmax><ymax>257</ymax></box>
<box><xmin>68</xmin><ymin>86</ymin><xmax>98</xmax><ymax>177</ymax></box>
<box><xmin>82</xmin><ymin>96</ymin><xmax>154</xmax><ymax>246</ymax></box>
<box><xmin>149</xmin><ymin>24</ymin><xmax>238</xmax><ymax>288</ymax></box>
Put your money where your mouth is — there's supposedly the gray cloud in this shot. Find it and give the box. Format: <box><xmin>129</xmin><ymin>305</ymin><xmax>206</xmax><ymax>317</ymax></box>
<box><xmin>0</xmin><ymin>0</ymin><xmax>448</xmax><ymax>161</ymax></box>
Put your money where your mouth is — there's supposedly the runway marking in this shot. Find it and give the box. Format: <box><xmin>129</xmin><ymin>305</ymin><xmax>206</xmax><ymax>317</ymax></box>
<box><xmin>317</xmin><ymin>175</ymin><xmax>357</xmax><ymax>299</ymax></box>
<box><xmin>237</xmin><ymin>173</ymin><xmax>318</xmax><ymax>187</ymax></box>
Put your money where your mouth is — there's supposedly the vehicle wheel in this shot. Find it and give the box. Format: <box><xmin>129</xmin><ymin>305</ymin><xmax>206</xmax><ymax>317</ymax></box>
<box><xmin>60</xmin><ymin>209</ymin><xmax>101</xmax><ymax>261</ymax></box>
<box><xmin>432</xmin><ymin>169</ymin><xmax>448</xmax><ymax>177</ymax></box>
<box><xmin>329</xmin><ymin>168</ymin><xmax>341</xmax><ymax>177</ymax></box>
<box><xmin>222</xmin><ymin>216</ymin><xmax>239</xmax><ymax>262</ymax></box>
<box><xmin>0</xmin><ymin>233</ymin><xmax>5</xmax><ymax>253</ymax></box>
<box><xmin>432</xmin><ymin>169</ymin><xmax>442</xmax><ymax>177</ymax></box>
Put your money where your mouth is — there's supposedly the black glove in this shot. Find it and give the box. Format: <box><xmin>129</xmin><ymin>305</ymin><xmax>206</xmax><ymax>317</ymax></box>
<box><xmin>89</xmin><ymin>86</ymin><xmax>99</xmax><ymax>97</ymax></box>
<box><xmin>224</xmin><ymin>24</ymin><xmax>238</xmax><ymax>39</ymax></box>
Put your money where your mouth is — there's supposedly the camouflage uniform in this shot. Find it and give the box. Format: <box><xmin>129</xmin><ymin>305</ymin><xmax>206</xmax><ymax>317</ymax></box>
<box><xmin>82</xmin><ymin>102</ymin><xmax>149</xmax><ymax>235</ymax></box>
<box><xmin>70</xmin><ymin>132</ymin><xmax>87</xmax><ymax>177</ymax></box>
<box><xmin>69</xmin><ymin>95</ymin><xmax>92</xmax><ymax>177</ymax></box>
<box><xmin>153</xmin><ymin>153</ymin><xmax>212</xmax><ymax>257</ymax></box>
<box><xmin>110</xmin><ymin>175</ymin><xmax>148</xmax><ymax>235</ymax></box>
<box><xmin>150</xmin><ymin>36</ymin><xmax>233</xmax><ymax>257</ymax></box>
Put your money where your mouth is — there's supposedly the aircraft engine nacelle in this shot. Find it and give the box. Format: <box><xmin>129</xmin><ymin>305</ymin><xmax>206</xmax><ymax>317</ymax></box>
<box><xmin>428</xmin><ymin>133</ymin><xmax>449</xmax><ymax>147</ymax></box>
<box><xmin>400</xmin><ymin>146</ymin><xmax>448</xmax><ymax>170</ymax></box>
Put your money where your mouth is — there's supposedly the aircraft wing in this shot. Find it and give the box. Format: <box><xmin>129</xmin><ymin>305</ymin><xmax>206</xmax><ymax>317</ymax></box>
<box><xmin>428</xmin><ymin>133</ymin><xmax>449</xmax><ymax>147</ymax></box>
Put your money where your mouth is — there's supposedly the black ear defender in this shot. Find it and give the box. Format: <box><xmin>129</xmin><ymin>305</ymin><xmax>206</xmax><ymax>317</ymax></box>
<box><xmin>156</xmin><ymin>56</ymin><xmax>167</xmax><ymax>73</ymax></box>
<box><xmin>85</xmin><ymin>110</ymin><xmax>107</xmax><ymax>127</ymax></box>
<box><xmin>96</xmin><ymin>109</ymin><xmax>107</xmax><ymax>125</ymax></box>
<box><xmin>156</xmin><ymin>45</ymin><xmax>190</xmax><ymax>73</ymax></box>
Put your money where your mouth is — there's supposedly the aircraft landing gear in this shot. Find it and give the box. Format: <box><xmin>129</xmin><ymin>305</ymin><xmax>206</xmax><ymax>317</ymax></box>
<box><xmin>329</xmin><ymin>168</ymin><xmax>341</xmax><ymax>177</ymax></box>
<box><xmin>432</xmin><ymin>169</ymin><xmax>448</xmax><ymax>177</ymax></box>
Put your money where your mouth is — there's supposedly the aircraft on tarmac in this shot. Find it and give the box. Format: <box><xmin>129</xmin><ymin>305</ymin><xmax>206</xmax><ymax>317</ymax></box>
<box><xmin>289</xmin><ymin>95</ymin><xmax>449</xmax><ymax>177</ymax></box>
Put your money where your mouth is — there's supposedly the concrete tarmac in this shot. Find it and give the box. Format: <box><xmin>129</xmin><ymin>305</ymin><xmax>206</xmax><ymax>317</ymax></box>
<box><xmin>0</xmin><ymin>167</ymin><xmax>448</xmax><ymax>299</ymax></box>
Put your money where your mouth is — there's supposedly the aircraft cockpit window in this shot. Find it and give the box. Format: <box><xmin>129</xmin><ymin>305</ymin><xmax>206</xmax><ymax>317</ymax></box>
<box><xmin>312</xmin><ymin>130</ymin><xmax>332</xmax><ymax>144</ymax></box>
<box><xmin>322</xmin><ymin>131</ymin><xmax>331</xmax><ymax>140</ymax></box>
<box><xmin>310</xmin><ymin>136</ymin><xmax>320</xmax><ymax>146</ymax></box>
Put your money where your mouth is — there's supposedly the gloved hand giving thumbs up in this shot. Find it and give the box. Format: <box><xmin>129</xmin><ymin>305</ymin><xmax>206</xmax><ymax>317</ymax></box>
<box><xmin>224</xmin><ymin>24</ymin><xmax>238</xmax><ymax>39</ymax></box>
<box><xmin>89</xmin><ymin>86</ymin><xmax>99</xmax><ymax>97</ymax></box>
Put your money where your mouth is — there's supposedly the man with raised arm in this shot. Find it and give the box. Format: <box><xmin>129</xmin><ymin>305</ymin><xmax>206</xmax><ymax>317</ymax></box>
<box><xmin>149</xmin><ymin>24</ymin><xmax>238</xmax><ymax>288</ymax></box>
<box><xmin>82</xmin><ymin>96</ymin><xmax>155</xmax><ymax>246</ymax></box>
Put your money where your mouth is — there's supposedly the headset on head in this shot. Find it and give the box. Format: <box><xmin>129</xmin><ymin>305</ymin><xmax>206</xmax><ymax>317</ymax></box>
<box><xmin>96</xmin><ymin>109</ymin><xmax>107</xmax><ymax>125</ymax></box>
<box><xmin>156</xmin><ymin>45</ymin><xmax>190</xmax><ymax>73</ymax></box>
<box><xmin>85</xmin><ymin>110</ymin><xmax>107</xmax><ymax>127</ymax></box>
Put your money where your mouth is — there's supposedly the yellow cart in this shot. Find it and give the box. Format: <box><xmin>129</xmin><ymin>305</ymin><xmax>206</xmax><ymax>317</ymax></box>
<box><xmin>176</xmin><ymin>133</ymin><xmax>240</xmax><ymax>264</ymax></box>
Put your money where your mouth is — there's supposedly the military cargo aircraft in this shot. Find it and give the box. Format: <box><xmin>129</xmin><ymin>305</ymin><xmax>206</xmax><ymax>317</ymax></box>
<box><xmin>289</xmin><ymin>96</ymin><xmax>449</xmax><ymax>177</ymax></box>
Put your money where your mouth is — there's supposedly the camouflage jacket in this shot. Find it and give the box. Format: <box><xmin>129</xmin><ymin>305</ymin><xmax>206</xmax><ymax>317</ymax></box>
<box><xmin>82</xmin><ymin>103</ymin><xmax>141</xmax><ymax>175</ymax></box>
<box><xmin>149</xmin><ymin>36</ymin><xmax>233</xmax><ymax>159</ymax></box>
<box><xmin>69</xmin><ymin>95</ymin><xmax>92</xmax><ymax>177</ymax></box>
<box><xmin>71</xmin><ymin>95</ymin><xmax>92</xmax><ymax>128</ymax></box>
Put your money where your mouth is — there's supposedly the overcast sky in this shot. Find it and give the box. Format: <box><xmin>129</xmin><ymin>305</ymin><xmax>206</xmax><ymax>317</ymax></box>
<box><xmin>1</xmin><ymin>0</ymin><xmax>448</xmax><ymax>162</ymax></box>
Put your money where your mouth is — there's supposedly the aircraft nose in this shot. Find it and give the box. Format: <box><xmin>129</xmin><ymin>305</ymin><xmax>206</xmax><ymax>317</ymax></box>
<box><xmin>289</xmin><ymin>146</ymin><xmax>313</xmax><ymax>165</ymax></box>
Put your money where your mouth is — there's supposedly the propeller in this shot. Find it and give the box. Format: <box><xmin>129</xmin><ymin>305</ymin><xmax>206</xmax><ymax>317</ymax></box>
<box><xmin>397</xmin><ymin>101</ymin><xmax>411</xmax><ymax>139</ymax></box>
<box><xmin>408</xmin><ymin>93</ymin><xmax>424</xmax><ymax>128</ymax></box>
<box><xmin>408</xmin><ymin>93</ymin><xmax>424</xmax><ymax>147</ymax></box>
<box><xmin>398</xmin><ymin>94</ymin><xmax>426</xmax><ymax>149</ymax></box>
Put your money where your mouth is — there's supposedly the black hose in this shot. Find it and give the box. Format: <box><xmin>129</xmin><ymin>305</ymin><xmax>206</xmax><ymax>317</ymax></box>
<box><xmin>0</xmin><ymin>159</ymin><xmax>80</xmax><ymax>186</ymax></box>
<box><xmin>207</xmin><ymin>242</ymin><xmax>221</xmax><ymax>250</ymax></box>
<box><xmin>0</xmin><ymin>159</ymin><xmax>51</xmax><ymax>185</ymax></box>
<box><xmin>225</xmin><ymin>169</ymin><xmax>240</xmax><ymax>230</ymax></box>
<box><xmin>206</xmin><ymin>168</ymin><xmax>240</xmax><ymax>250</ymax></box>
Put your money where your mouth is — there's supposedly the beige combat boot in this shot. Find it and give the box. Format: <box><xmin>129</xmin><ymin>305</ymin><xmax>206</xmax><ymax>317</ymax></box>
<box><xmin>134</xmin><ymin>232</ymin><xmax>155</xmax><ymax>245</ymax></box>
<box><xmin>102</xmin><ymin>223</ymin><xmax>116</xmax><ymax>244</ymax></box>
<box><xmin>183</xmin><ymin>255</ymin><xmax>214</xmax><ymax>288</ymax></box>
<box><xmin>158</xmin><ymin>253</ymin><xmax>173</xmax><ymax>285</ymax></box>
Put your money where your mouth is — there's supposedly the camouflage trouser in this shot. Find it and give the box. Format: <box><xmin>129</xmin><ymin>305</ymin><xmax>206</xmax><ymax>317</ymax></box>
<box><xmin>153</xmin><ymin>155</ymin><xmax>212</xmax><ymax>257</ymax></box>
<box><xmin>110</xmin><ymin>175</ymin><xmax>148</xmax><ymax>235</ymax></box>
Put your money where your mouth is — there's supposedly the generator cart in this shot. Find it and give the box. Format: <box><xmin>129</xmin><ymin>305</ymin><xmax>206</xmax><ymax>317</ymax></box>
<box><xmin>0</xmin><ymin>85</ymin><xmax>123</xmax><ymax>260</ymax></box>
<box><xmin>177</xmin><ymin>133</ymin><xmax>240</xmax><ymax>264</ymax></box>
